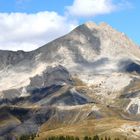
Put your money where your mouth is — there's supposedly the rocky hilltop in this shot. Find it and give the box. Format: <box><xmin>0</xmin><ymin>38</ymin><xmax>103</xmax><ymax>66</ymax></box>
<box><xmin>0</xmin><ymin>22</ymin><xmax>140</xmax><ymax>140</ymax></box>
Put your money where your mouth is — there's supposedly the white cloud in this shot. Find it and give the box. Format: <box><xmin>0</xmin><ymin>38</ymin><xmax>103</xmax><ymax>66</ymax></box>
<box><xmin>0</xmin><ymin>0</ymin><xmax>131</xmax><ymax>51</ymax></box>
<box><xmin>0</xmin><ymin>12</ymin><xmax>77</xmax><ymax>51</ymax></box>
<box><xmin>67</xmin><ymin>0</ymin><xmax>123</xmax><ymax>17</ymax></box>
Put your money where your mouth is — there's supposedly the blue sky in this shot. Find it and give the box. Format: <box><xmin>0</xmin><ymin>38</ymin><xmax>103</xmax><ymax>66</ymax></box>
<box><xmin>0</xmin><ymin>0</ymin><xmax>139</xmax><ymax>51</ymax></box>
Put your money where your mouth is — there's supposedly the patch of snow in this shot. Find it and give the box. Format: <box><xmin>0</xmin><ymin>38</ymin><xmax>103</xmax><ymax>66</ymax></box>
<box><xmin>91</xmin><ymin>105</ymin><xmax>99</xmax><ymax>111</ymax></box>
<box><xmin>19</xmin><ymin>88</ymin><xmax>30</xmax><ymax>97</ymax></box>
<box><xmin>57</xmin><ymin>104</ymin><xmax>85</xmax><ymax>110</ymax></box>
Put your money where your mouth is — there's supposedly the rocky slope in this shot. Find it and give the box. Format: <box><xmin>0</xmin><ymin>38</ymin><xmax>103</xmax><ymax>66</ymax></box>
<box><xmin>0</xmin><ymin>22</ymin><xmax>140</xmax><ymax>139</ymax></box>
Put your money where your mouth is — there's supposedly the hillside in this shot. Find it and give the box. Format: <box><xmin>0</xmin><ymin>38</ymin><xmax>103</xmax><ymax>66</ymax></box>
<box><xmin>0</xmin><ymin>22</ymin><xmax>140</xmax><ymax>139</ymax></box>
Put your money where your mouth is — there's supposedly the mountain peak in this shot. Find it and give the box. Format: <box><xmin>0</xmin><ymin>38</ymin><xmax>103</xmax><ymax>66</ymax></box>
<box><xmin>99</xmin><ymin>22</ymin><xmax>111</xmax><ymax>28</ymax></box>
<box><xmin>83</xmin><ymin>21</ymin><xmax>111</xmax><ymax>30</ymax></box>
<box><xmin>83</xmin><ymin>21</ymin><xmax>97</xmax><ymax>29</ymax></box>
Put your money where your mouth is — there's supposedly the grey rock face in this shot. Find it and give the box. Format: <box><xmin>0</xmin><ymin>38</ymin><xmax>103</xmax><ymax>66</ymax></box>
<box><xmin>28</xmin><ymin>65</ymin><xmax>73</xmax><ymax>89</ymax></box>
<box><xmin>128</xmin><ymin>104</ymin><xmax>139</xmax><ymax>114</ymax></box>
<box><xmin>0</xmin><ymin>50</ymin><xmax>33</xmax><ymax>68</ymax></box>
<box><xmin>119</xmin><ymin>59</ymin><xmax>140</xmax><ymax>74</ymax></box>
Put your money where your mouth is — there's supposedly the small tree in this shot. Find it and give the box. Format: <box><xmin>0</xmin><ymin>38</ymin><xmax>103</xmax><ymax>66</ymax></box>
<box><xmin>105</xmin><ymin>136</ymin><xmax>108</xmax><ymax>140</ymax></box>
<box><xmin>84</xmin><ymin>136</ymin><xmax>89</xmax><ymax>140</ymax></box>
<box><xmin>93</xmin><ymin>135</ymin><xmax>99</xmax><ymax>140</ymax></box>
<box><xmin>75</xmin><ymin>136</ymin><xmax>80</xmax><ymax>140</ymax></box>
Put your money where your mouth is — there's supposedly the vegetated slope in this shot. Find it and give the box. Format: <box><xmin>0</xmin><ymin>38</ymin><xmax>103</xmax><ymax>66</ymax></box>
<box><xmin>36</xmin><ymin>118</ymin><xmax>140</xmax><ymax>140</ymax></box>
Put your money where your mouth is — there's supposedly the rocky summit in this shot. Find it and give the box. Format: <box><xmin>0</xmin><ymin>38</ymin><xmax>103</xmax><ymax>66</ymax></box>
<box><xmin>0</xmin><ymin>22</ymin><xmax>140</xmax><ymax>140</ymax></box>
